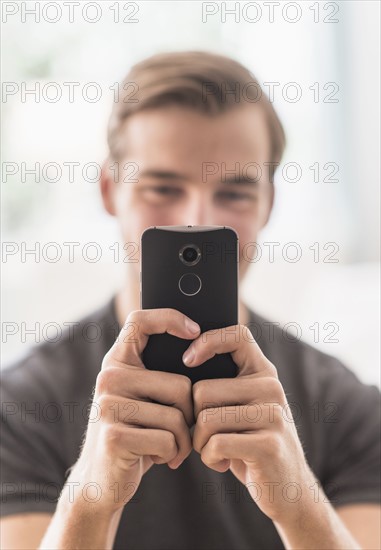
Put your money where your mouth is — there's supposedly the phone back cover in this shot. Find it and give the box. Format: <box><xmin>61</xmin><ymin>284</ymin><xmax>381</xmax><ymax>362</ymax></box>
<box><xmin>141</xmin><ymin>226</ymin><xmax>238</xmax><ymax>383</ymax></box>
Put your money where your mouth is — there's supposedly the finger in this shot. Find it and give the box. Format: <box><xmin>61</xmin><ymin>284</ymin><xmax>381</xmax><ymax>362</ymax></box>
<box><xmin>95</xmin><ymin>367</ymin><xmax>194</xmax><ymax>427</ymax></box>
<box><xmin>182</xmin><ymin>324</ymin><xmax>277</xmax><ymax>378</ymax></box>
<box><xmin>107</xmin><ymin>308</ymin><xmax>201</xmax><ymax>367</ymax></box>
<box><xmin>105</xmin><ymin>424</ymin><xmax>178</xmax><ymax>466</ymax></box>
<box><xmin>101</xmin><ymin>396</ymin><xmax>192</xmax><ymax>467</ymax></box>
<box><xmin>200</xmin><ymin>432</ymin><xmax>268</xmax><ymax>470</ymax></box>
<box><xmin>192</xmin><ymin>376</ymin><xmax>286</xmax><ymax>419</ymax></box>
<box><xmin>192</xmin><ymin>404</ymin><xmax>281</xmax><ymax>453</ymax></box>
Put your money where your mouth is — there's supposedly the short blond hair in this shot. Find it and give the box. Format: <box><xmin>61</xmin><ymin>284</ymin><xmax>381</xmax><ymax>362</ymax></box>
<box><xmin>107</xmin><ymin>51</ymin><xmax>286</xmax><ymax>166</ymax></box>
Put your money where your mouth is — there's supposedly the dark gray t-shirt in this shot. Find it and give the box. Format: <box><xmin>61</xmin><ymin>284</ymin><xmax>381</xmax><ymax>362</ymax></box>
<box><xmin>1</xmin><ymin>296</ymin><xmax>380</xmax><ymax>550</ymax></box>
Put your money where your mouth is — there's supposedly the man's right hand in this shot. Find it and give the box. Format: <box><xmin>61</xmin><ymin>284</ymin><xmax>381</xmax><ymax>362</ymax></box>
<box><xmin>65</xmin><ymin>308</ymin><xmax>200</xmax><ymax>515</ymax></box>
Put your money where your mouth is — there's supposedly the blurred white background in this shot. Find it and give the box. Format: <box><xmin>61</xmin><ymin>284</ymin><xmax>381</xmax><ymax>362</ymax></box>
<box><xmin>1</xmin><ymin>1</ymin><xmax>380</xmax><ymax>386</ymax></box>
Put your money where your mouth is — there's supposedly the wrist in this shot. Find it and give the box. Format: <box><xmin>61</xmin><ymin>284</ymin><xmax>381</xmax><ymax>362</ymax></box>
<box><xmin>274</xmin><ymin>466</ymin><xmax>322</xmax><ymax>530</ymax></box>
<box><xmin>39</xmin><ymin>461</ymin><xmax>124</xmax><ymax>550</ymax></box>
<box><xmin>57</xmin><ymin>484</ymin><xmax>120</xmax><ymax>524</ymax></box>
<box><xmin>58</xmin><ymin>461</ymin><xmax>123</xmax><ymax>521</ymax></box>
<box><xmin>272</xmin><ymin>472</ymin><xmax>360</xmax><ymax>550</ymax></box>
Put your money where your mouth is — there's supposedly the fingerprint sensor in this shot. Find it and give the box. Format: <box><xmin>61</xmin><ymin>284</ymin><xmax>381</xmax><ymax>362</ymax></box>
<box><xmin>178</xmin><ymin>273</ymin><xmax>202</xmax><ymax>296</ymax></box>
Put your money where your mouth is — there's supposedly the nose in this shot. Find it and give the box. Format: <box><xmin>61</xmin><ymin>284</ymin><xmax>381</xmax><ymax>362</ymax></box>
<box><xmin>183</xmin><ymin>188</ymin><xmax>214</xmax><ymax>226</ymax></box>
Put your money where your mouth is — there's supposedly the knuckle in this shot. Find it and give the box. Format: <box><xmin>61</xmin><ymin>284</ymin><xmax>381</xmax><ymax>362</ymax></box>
<box><xmin>196</xmin><ymin>406</ymin><xmax>216</xmax><ymax>427</ymax></box>
<box><xmin>266</xmin><ymin>377</ymin><xmax>285</xmax><ymax>401</ymax></box>
<box><xmin>179</xmin><ymin>374</ymin><xmax>192</xmax><ymax>394</ymax></box>
<box><xmin>192</xmin><ymin>379</ymin><xmax>211</xmax><ymax>405</ymax></box>
<box><xmin>103</xmin><ymin>424</ymin><xmax>122</xmax><ymax>453</ymax></box>
<box><xmin>207</xmin><ymin>433</ymin><xmax>224</xmax><ymax>454</ymax></box>
<box><xmin>266</xmin><ymin>361</ymin><xmax>279</xmax><ymax>379</ymax></box>
<box><xmin>101</xmin><ymin>350</ymin><xmax>113</xmax><ymax>370</ymax></box>
<box><xmin>272</xmin><ymin>407</ymin><xmax>284</xmax><ymax>429</ymax></box>
<box><xmin>173</xmin><ymin>374</ymin><xmax>192</xmax><ymax>400</ymax></box>
<box><xmin>95</xmin><ymin>369</ymin><xmax>109</xmax><ymax>394</ymax></box>
<box><xmin>95</xmin><ymin>367</ymin><xmax>118</xmax><ymax>394</ymax></box>
<box><xmin>192</xmin><ymin>433</ymin><xmax>202</xmax><ymax>454</ymax></box>
<box><xmin>170</xmin><ymin>406</ymin><xmax>185</xmax><ymax>429</ymax></box>
<box><xmin>238</xmin><ymin>324</ymin><xmax>249</xmax><ymax>340</ymax></box>
<box><xmin>126</xmin><ymin>309</ymin><xmax>143</xmax><ymax>324</ymax></box>
<box><xmin>96</xmin><ymin>394</ymin><xmax>115</xmax><ymax>417</ymax></box>
<box><xmin>196</xmin><ymin>409</ymin><xmax>204</xmax><ymax>427</ymax></box>
<box><xmin>162</xmin><ymin>431</ymin><xmax>177</xmax><ymax>455</ymax></box>
<box><xmin>96</xmin><ymin>393</ymin><xmax>108</xmax><ymax>410</ymax></box>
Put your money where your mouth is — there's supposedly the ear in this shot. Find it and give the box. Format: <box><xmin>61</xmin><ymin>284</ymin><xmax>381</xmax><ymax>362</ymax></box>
<box><xmin>100</xmin><ymin>157</ymin><xmax>116</xmax><ymax>216</ymax></box>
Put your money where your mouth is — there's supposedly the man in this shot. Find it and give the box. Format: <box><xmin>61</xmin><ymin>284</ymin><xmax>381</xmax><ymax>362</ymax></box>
<box><xmin>1</xmin><ymin>51</ymin><xmax>380</xmax><ymax>549</ymax></box>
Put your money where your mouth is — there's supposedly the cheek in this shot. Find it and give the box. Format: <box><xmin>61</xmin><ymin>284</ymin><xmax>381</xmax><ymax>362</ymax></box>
<box><xmin>238</xmin><ymin>229</ymin><xmax>258</xmax><ymax>268</ymax></box>
<box><xmin>113</xmin><ymin>187</ymin><xmax>143</xmax><ymax>244</ymax></box>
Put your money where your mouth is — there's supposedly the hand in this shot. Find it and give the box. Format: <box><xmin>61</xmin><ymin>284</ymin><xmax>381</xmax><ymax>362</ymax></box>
<box><xmin>67</xmin><ymin>308</ymin><xmax>199</xmax><ymax>515</ymax></box>
<box><xmin>183</xmin><ymin>324</ymin><xmax>316</xmax><ymax>523</ymax></box>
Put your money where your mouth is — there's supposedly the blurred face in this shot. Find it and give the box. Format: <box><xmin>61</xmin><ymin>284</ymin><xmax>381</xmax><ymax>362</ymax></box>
<box><xmin>102</xmin><ymin>104</ymin><xmax>274</xmax><ymax>281</ymax></box>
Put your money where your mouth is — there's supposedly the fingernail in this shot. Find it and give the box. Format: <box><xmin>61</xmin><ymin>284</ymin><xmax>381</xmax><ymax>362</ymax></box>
<box><xmin>183</xmin><ymin>346</ymin><xmax>195</xmax><ymax>365</ymax></box>
<box><xmin>185</xmin><ymin>318</ymin><xmax>200</xmax><ymax>334</ymax></box>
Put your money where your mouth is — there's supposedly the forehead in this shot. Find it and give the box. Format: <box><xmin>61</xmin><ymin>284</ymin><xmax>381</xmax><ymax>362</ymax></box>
<box><xmin>120</xmin><ymin>104</ymin><xmax>271</xmax><ymax>171</ymax></box>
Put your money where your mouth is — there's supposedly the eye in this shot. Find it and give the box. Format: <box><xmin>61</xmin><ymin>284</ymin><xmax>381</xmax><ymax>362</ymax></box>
<box><xmin>137</xmin><ymin>185</ymin><xmax>184</xmax><ymax>205</ymax></box>
<box><xmin>146</xmin><ymin>186</ymin><xmax>182</xmax><ymax>196</ymax></box>
<box><xmin>215</xmin><ymin>191</ymin><xmax>254</xmax><ymax>201</ymax></box>
<box><xmin>152</xmin><ymin>185</ymin><xmax>181</xmax><ymax>196</ymax></box>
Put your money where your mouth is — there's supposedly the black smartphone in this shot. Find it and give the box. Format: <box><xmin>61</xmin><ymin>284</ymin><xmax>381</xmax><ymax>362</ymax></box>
<box><xmin>140</xmin><ymin>225</ymin><xmax>238</xmax><ymax>384</ymax></box>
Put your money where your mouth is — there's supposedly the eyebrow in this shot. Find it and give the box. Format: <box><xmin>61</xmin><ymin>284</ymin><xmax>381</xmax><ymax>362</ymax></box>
<box><xmin>139</xmin><ymin>169</ymin><xmax>260</xmax><ymax>186</ymax></box>
<box><xmin>221</xmin><ymin>175</ymin><xmax>260</xmax><ymax>186</ymax></box>
<box><xmin>139</xmin><ymin>170</ymin><xmax>189</xmax><ymax>181</ymax></box>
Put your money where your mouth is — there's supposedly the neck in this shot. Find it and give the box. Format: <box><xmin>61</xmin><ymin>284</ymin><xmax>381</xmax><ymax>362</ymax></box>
<box><xmin>115</xmin><ymin>270</ymin><xmax>250</xmax><ymax>328</ymax></box>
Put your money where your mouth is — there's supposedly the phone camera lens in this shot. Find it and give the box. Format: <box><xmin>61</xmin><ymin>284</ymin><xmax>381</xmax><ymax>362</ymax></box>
<box><xmin>179</xmin><ymin>244</ymin><xmax>201</xmax><ymax>266</ymax></box>
<box><xmin>184</xmin><ymin>247</ymin><xmax>197</xmax><ymax>262</ymax></box>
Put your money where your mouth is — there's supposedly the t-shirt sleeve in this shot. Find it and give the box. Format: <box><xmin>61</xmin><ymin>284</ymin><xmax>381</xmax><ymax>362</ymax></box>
<box><xmin>0</xmin><ymin>360</ymin><xmax>68</xmax><ymax>517</ymax></box>
<box><xmin>317</xmin><ymin>358</ymin><xmax>381</xmax><ymax>507</ymax></box>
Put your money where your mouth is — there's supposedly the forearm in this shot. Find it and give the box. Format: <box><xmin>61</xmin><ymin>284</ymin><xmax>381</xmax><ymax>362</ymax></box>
<box><xmin>38</xmin><ymin>480</ymin><xmax>124</xmax><ymax>550</ymax></box>
<box><xmin>273</xmin><ymin>496</ymin><xmax>361</xmax><ymax>550</ymax></box>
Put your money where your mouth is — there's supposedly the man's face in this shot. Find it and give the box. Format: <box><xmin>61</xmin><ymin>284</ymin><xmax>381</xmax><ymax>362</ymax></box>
<box><xmin>103</xmin><ymin>104</ymin><xmax>273</xmax><ymax>281</ymax></box>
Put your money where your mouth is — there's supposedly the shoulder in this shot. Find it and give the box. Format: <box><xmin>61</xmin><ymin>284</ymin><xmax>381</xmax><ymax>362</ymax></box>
<box><xmin>1</xmin><ymin>297</ymin><xmax>119</xmax><ymax>403</ymax></box>
<box><xmin>247</xmin><ymin>308</ymin><xmax>380</xmax><ymax>404</ymax></box>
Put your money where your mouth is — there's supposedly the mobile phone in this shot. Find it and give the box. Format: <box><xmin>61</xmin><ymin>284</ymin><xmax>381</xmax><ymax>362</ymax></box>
<box><xmin>140</xmin><ymin>225</ymin><xmax>238</xmax><ymax>384</ymax></box>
